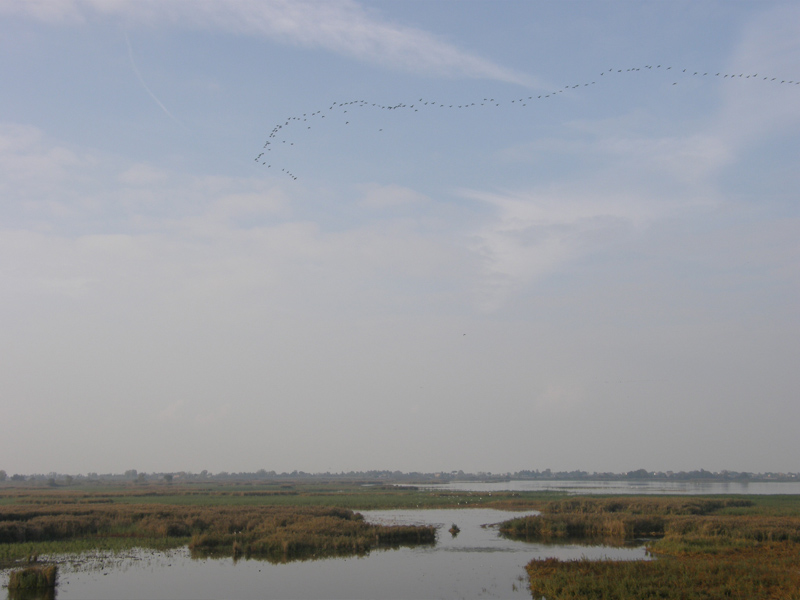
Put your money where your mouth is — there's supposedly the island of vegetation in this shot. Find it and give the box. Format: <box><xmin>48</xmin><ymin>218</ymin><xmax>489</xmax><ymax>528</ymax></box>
<box><xmin>499</xmin><ymin>496</ymin><xmax>800</xmax><ymax>599</ymax></box>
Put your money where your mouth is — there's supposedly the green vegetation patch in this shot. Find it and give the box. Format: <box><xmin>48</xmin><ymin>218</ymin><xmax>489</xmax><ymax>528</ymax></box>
<box><xmin>188</xmin><ymin>506</ymin><xmax>435</xmax><ymax>562</ymax></box>
<box><xmin>0</xmin><ymin>537</ymin><xmax>188</xmax><ymax>564</ymax></box>
<box><xmin>0</xmin><ymin>493</ymin><xmax>437</xmax><ymax>566</ymax></box>
<box><xmin>499</xmin><ymin>495</ymin><xmax>800</xmax><ymax>600</ymax></box>
<box><xmin>526</xmin><ymin>543</ymin><xmax>800</xmax><ymax>600</ymax></box>
<box><xmin>500</xmin><ymin>496</ymin><xmax>800</xmax><ymax>544</ymax></box>
<box><xmin>7</xmin><ymin>564</ymin><xmax>58</xmax><ymax>589</ymax></box>
<box><xmin>0</xmin><ymin>482</ymin><xmax>554</xmax><ymax>513</ymax></box>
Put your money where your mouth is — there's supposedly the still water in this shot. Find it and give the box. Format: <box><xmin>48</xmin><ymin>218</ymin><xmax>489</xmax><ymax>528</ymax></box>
<box><xmin>412</xmin><ymin>480</ymin><xmax>800</xmax><ymax>495</ymax></box>
<box><xmin>4</xmin><ymin>509</ymin><xmax>647</xmax><ymax>600</ymax></box>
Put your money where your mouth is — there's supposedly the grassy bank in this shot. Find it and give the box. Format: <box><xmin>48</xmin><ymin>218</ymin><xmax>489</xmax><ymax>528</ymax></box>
<box><xmin>499</xmin><ymin>496</ymin><xmax>800</xmax><ymax>599</ymax></box>
<box><xmin>0</xmin><ymin>482</ymin><xmax>548</xmax><ymax>509</ymax></box>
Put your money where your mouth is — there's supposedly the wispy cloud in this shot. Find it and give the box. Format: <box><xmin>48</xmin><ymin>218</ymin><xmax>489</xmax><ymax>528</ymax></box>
<box><xmin>457</xmin><ymin>7</ymin><xmax>800</xmax><ymax>312</ymax></box>
<box><xmin>0</xmin><ymin>124</ymin><xmax>469</xmax><ymax>316</ymax></box>
<box><xmin>5</xmin><ymin>0</ymin><xmax>531</xmax><ymax>85</ymax></box>
<box><xmin>462</xmin><ymin>185</ymin><xmax>659</xmax><ymax>310</ymax></box>
<box><xmin>461</xmin><ymin>121</ymin><xmax>732</xmax><ymax>311</ymax></box>
<box><xmin>0</xmin><ymin>123</ymin><xmax>292</xmax><ymax>238</ymax></box>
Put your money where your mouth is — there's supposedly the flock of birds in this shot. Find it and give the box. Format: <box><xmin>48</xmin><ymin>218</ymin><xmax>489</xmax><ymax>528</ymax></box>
<box><xmin>256</xmin><ymin>64</ymin><xmax>799</xmax><ymax>181</ymax></box>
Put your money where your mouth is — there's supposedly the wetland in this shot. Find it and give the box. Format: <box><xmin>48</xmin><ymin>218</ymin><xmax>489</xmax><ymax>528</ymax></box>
<box><xmin>1</xmin><ymin>481</ymin><xmax>799</xmax><ymax>599</ymax></box>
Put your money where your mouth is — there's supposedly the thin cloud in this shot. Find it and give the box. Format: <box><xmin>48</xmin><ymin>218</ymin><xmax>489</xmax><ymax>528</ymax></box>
<box><xmin>460</xmin><ymin>179</ymin><xmax>714</xmax><ymax>311</ymax></box>
<box><xmin>7</xmin><ymin>0</ymin><xmax>532</xmax><ymax>86</ymax></box>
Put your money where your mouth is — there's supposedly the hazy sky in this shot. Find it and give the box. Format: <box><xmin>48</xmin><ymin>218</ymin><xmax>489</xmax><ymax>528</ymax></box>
<box><xmin>2</xmin><ymin>1</ymin><xmax>798</xmax><ymax>475</ymax></box>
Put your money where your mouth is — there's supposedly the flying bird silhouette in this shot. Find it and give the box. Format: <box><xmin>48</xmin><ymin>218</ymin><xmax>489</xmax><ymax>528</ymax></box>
<box><xmin>256</xmin><ymin>63</ymin><xmax>799</xmax><ymax>181</ymax></box>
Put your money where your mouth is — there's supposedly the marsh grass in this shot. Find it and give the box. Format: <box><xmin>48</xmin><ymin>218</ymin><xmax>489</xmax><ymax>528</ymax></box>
<box><xmin>0</xmin><ymin>537</ymin><xmax>189</xmax><ymax>563</ymax></box>
<box><xmin>187</xmin><ymin>506</ymin><xmax>436</xmax><ymax>562</ymax></box>
<box><xmin>500</xmin><ymin>512</ymin><xmax>667</xmax><ymax>540</ymax></box>
<box><xmin>500</xmin><ymin>496</ymin><xmax>800</xmax><ymax>599</ymax></box>
<box><xmin>7</xmin><ymin>483</ymin><xmax>799</xmax><ymax>597</ymax></box>
<box><xmin>500</xmin><ymin>497</ymin><xmax>800</xmax><ymax>544</ymax></box>
<box><xmin>0</xmin><ymin>496</ymin><xmax>436</xmax><ymax>565</ymax></box>
<box><xmin>0</xmin><ymin>482</ymin><xmax>542</xmax><ymax>565</ymax></box>
<box><xmin>526</xmin><ymin>543</ymin><xmax>800</xmax><ymax>600</ymax></box>
<box><xmin>0</xmin><ymin>483</ymin><xmax>554</xmax><ymax>510</ymax></box>
<box><xmin>7</xmin><ymin>565</ymin><xmax>57</xmax><ymax>589</ymax></box>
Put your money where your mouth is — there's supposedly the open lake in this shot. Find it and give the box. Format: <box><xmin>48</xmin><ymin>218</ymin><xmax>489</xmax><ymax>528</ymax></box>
<box><xmin>409</xmin><ymin>479</ymin><xmax>800</xmax><ymax>495</ymax></box>
<box><xmin>3</xmin><ymin>508</ymin><xmax>647</xmax><ymax>600</ymax></box>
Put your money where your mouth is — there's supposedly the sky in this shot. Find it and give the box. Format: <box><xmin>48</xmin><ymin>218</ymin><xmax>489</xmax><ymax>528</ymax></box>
<box><xmin>1</xmin><ymin>0</ymin><xmax>798</xmax><ymax>476</ymax></box>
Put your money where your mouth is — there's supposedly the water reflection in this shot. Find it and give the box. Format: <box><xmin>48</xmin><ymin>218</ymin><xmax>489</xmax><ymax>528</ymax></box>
<box><xmin>5</xmin><ymin>509</ymin><xmax>648</xmax><ymax>600</ymax></box>
<box><xmin>7</xmin><ymin>589</ymin><xmax>55</xmax><ymax>600</ymax></box>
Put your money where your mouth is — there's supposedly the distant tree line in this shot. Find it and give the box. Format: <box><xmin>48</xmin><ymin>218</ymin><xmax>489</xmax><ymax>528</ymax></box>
<box><xmin>0</xmin><ymin>468</ymin><xmax>797</xmax><ymax>485</ymax></box>
<box><xmin>508</xmin><ymin>468</ymin><xmax>797</xmax><ymax>482</ymax></box>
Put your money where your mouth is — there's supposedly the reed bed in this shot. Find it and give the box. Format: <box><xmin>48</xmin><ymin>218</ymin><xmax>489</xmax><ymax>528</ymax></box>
<box><xmin>526</xmin><ymin>543</ymin><xmax>800</xmax><ymax>600</ymax></box>
<box><xmin>0</xmin><ymin>482</ymin><xmax>538</xmax><ymax>565</ymax></box>
<box><xmin>500</xmin><ymin>495</ymin><xmax>800</xmax><ymax>599</ymax></box>
<box><xmin>500</xmin><ymin>512</ymin><xmax>666</xmax><ymax>541</ymax></box>
<box><xmin>541</xmin><ymin>496</ymin><xmax>754</xmax><ymax>516</ymax></box>
<box><xmin>500</xmin><ymin>497</ymin><xmax>800</xmax><ymax>544</ymax></box>
<box><xmin>7</xmin><ymin>565</ymin><xmax>58</xmax><ymax>589</ymax></box>
<box><xmin>0</xmin><ymin>501</ymin><xmax>435</xmax><ymax>564</ymax></box>
<box><xmin>187</xmin><ymin>506</ymin><xmax>435</xmax><ymax>562</ymax></box>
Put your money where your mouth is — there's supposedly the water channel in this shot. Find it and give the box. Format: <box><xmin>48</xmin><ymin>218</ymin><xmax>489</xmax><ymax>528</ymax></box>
<box><xmin>2</xmin><ymin>508</ymin><xmax>647</xmax><ymax>600</ymax></box>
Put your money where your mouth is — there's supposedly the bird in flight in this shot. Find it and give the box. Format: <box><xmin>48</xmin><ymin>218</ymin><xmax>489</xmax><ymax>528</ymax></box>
<box><xmin>257</xmin><ymin>64</ymin><xmax>798</xmax><ymax>180</ymax></box>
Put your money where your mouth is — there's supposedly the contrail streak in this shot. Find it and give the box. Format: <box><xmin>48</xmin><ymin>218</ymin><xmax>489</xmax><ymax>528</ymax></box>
<box><xmin>125</xmin><ymin>32</ymin><xmax>186</xmax><ymax>129</ymax></box>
